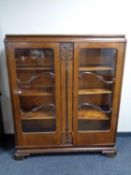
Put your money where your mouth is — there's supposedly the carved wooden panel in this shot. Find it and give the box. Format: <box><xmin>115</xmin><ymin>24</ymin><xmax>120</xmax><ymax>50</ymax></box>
<box><xmin>60</xmin><ymin>43</ymin><xmax>73</xmax><ymax>61</ymax></box>
<box><xmin>60</xmin><ymin>43</ymin><xmax>73</xmax><ymax>144</ymax></box>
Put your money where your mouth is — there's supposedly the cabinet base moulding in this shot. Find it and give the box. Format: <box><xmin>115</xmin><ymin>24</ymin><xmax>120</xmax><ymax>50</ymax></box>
<box><xmin>14</xmin><ymin>146</ymin><xmax>116</xmax><ymax>160</ymax></box>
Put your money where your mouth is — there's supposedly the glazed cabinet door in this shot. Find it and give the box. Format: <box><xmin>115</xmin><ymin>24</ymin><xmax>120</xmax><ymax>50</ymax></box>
<box><xmin>73</xmin><ymin>42</ymin><xmax>125</xmax><ymax>145</ymax></box>
<box><xmin>6</xmin><ymin>43</ymin><xmax>61</xmax><ymax>147</ymax></box>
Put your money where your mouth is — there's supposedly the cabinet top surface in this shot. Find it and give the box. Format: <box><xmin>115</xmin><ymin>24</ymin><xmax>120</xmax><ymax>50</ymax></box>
<box><xmin>5</xmin><ymin>34</ymin><xmax>126</xmax><ymax>43</ymax></box>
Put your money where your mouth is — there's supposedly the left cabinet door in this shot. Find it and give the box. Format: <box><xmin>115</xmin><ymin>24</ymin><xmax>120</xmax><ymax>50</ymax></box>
<box><xmin>6</xmin><ymin>42</ymin><xmax>61</xmax><ymax>147</ymax></box>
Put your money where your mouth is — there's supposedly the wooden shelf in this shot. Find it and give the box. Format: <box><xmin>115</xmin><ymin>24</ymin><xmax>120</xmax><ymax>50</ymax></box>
<box><xmin>20</xmin><ymin>85</ymin><xmax>54</xmax><ymax>88</ymax></box>
<box><xmin>78</xmin><ymin>109</ymin><xmax>109</xmax><ymax>120</ymax></box>
<box><xmin>21</xmin><ymin>112</ymin><xmax>55</xmax><ymax>120</ymax></box>
<box><xmin>79</xmin><ymin>66</ymin><xmax>114</xmax><ymax>71</ymax></box>
<box><xmin>19</xmin><ymin>90</ymin><xmax>53</xmax><ymax>96</ymax></box>
<box><xmin>79</xmin><ymin>89</ymin><xmax>112</xmax><ymax>95</ymax></box>
<box><xmin>16</xmin><ymin>66</ymin><xmax>54</xmax><ymax>71</ymax></box>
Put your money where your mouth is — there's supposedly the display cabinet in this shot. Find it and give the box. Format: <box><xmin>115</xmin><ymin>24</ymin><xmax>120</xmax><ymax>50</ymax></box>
<box><xmin>4</xmin><ymin>35</ymin><xmax>126</xmax><ymax>159</ymax></box>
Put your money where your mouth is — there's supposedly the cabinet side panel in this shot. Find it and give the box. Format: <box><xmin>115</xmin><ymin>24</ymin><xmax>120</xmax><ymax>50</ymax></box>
<box><xmin>5</xmin><ymin>43</ymin><xmax>23</xmax><ymax>146</ymax></box>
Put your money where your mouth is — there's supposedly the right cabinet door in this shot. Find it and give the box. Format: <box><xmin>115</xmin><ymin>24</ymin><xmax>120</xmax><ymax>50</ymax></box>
<box><xmin>73</xmin><ymin>42</ymin><xmax>125</xmax><ymax>145</ymax></box>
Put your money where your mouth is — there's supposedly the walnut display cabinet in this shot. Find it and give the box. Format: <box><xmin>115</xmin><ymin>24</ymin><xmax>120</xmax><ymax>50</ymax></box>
<box><xmin>4</xmin><ymin>35</ymin><xmax>126</xmax><ymax>159</ymax></box>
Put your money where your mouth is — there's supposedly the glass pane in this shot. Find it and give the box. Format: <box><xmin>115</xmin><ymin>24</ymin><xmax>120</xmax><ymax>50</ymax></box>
<box><xmin>78</xmin><ymin>48</ymin><xmax>117</xmax><ymax>131</ymax></box>
<box><xmin>22</xmin><ymin>119</ymin><xmax>56</xmax><ymax>132</ymax></box>
<box><xmin>15</xmin><ymin>48</ymin><xmax>56</xmax><ymax>132</ymax></box>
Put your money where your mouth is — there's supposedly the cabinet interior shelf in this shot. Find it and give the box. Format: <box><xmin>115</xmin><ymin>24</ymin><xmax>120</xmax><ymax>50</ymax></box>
<box><xmin>21</xmin><ymin>112</ymin><xmax>55</xmax><ymax>120</ymax></box>
<box><xmin>78</xmin><ymin>109</ymin><xmax>109</xmax><ymax>120</ymax></box>
<box><xmin>79</xmin><ymin>66</ymin><xmax>114</xmax><ymax>71</ymax></box>
<box><xmin>79</xmin><ymin>89</ymin><xmax>112</xmax><ymax>95</ymax></box>
<box><xmin>16</xmin><ymin>66</ymin><xmax>54</xmax><ymax>71</ymax></box>
<box><xmin>19</xmin><ymin>90</ymin><xmax>53</xmax><ymax>96</ymax></box>
<box><xmin>78</xmin><ymin>116</ymin><xmax>109</xmax><ymax>120</ymax></box>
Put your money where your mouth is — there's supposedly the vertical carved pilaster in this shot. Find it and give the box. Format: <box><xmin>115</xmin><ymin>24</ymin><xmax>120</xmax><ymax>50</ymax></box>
<box><xmin>60</xmin><ymin>43</ymin><xmax>73</xmax><ymax>144</ymax></box>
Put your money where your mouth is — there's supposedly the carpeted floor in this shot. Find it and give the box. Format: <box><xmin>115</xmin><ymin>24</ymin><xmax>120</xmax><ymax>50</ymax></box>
<box><xmin>0</xmin><ymin>135</ymin><xmax>131</xmax><ymax>175</ymax></box>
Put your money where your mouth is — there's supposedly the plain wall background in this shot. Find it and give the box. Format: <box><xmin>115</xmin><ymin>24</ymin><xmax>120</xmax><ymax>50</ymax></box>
<box><xmin>0</xmin><ymin>0</ymin><xmax>131</xmax><ymax>133</ymax></box>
